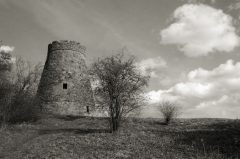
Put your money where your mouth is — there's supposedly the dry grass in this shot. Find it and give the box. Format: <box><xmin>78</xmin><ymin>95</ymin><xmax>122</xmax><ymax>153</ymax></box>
<box><xmin>0</xmin><ymin>116</ymin><xmax>239</xmax><ymax>159</ymax></box>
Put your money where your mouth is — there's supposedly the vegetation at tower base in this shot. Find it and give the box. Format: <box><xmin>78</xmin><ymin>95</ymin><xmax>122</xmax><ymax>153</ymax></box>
<box><xmin>0</xmin><ymin>53</ymin><xmax>43</xmax><ymax>124</ymax></box>
<box><xmin>37</xmin><ymin>40</ymin><xmax>95</xmax><ymax>116</ymax></box>
<box><xmin>90</xmin><ymin>52</ymin><xmax>149</xmax><ymax>132</ymax></box>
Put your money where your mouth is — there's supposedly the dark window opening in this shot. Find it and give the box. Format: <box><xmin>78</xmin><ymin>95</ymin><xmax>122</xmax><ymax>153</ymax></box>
<box><xmin>63</xmin><ymin>83</ymin><xmax>67</xmax><ymax>89</ymax></box>
<box><xmin>86</xmin><ymin>106</ymin><xmax>89</xmax><ymax>113</ymax></box>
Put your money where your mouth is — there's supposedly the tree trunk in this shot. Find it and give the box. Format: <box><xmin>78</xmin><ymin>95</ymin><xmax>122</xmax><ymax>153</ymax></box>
<box><xmin>110</xmin><ymin>98</ymin><xmax>120</xmax><ymax>132</ymax></box>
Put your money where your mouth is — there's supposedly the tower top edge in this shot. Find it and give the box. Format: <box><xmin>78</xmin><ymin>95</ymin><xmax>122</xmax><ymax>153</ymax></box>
<box><xmin>48</xmin><ymin>40</ymin><xmax>86</xmax><ymax>53</ymax></box>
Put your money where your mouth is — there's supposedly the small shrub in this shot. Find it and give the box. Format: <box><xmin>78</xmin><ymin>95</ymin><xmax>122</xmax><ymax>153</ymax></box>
<box><xmin>158</xmin><ymin>100</ymin><xmax>180</xmax><ymax>125</ymax></box>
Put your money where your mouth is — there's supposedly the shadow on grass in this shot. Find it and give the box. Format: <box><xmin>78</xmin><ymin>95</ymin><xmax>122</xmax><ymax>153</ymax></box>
<box><xmin>38</xmin><ymin>128</ymin><xmax>111</xmax><ymax>135</ymax></box>
<box><xmin>176</xmin><ymin>121</ymin><xmax>240</xmax><ymax>158</ymax></box>
<box><xmin>150</xmin><ymin>121</ymin><xmax>167</xmax><ymax>125</ymax></box>
<box><xmin>53</xmin><ymin>115</ymin><xmax>109</xmax><ymax>121</ymax></box>
<box><xmin>54</xmin><ymin>115</ymin><xmax>88</xmax><ymax>121</ymax></box>
<box><xmin>144</xmin><ymin>120</ymin><xmax>240</xmax><ymax>158</ymax></box>
<box><xmin>207</xmin><ymin>120</ymin><xmax>240</xmax><ymax>131</ymax></box>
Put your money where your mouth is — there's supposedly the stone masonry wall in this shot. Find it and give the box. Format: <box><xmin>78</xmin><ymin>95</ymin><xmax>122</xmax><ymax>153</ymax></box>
<box><xmin>37</xmin><ymin>40</ymin><xmax>95</xmax><ymax>115</ymax></box>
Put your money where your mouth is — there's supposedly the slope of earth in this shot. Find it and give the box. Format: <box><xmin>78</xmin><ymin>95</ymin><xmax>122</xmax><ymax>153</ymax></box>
<box><xmin>0</xmin><ymin>116</ymin><xmax>240</xmax><ymax>159</ymax></box>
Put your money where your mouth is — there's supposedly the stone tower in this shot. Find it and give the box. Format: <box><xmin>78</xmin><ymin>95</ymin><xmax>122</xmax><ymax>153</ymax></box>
<box><xmin>37</xmin><ymin>40</ymin><xmax>94</xmax><ymax>115</ymax></box>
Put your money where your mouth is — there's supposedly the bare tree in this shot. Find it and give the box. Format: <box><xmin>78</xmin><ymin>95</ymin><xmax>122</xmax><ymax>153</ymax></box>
<box><xmin>0</xmin><ymin>55</ymin><xmax>43</xmax><ymax>124</ymax></box>
<box><xmin>14</xmin><ymin>57</ymin><xmax>43</xmax><ymax>94</ymax></box>
<box><xmin>158</xmin><ymin>100</ymin><xmax>180</xmax><ymax>125</ymax></box>
<box><xmin>0</xmin><ymin>51</ymin><xmax>15</xmax><ymax>124</ymax></box>
<box><xmin>90</xmin><ymin>52</ymin><xmax>149</xmax><ymax>132</ymax></box>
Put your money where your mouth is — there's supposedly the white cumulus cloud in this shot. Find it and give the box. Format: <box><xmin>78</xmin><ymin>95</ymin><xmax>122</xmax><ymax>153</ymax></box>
<box><xmin>187</xmin><ymin>60</ymin><xmax>240</xmax><ymax>92</ymax></box>
<box><xmin>191</xmin><ymin>94</ymin><xmax>240</xmax><ymax>118</ymax></box>
<box><xmin>161</xmin><ymin>4</ymin><xmax>239</xmax><ymax>57</ymax></box>
<box><xmin>136</xmin><ymin>56</ymin><xmax>166</xmax><ymax>78</ymax></box>
<box><xmin>171</xmin><ymin>82</ymin><xmax>213</xmax><ymax>98</ymax></box>
<box><xmin>0</xmin><ymin>45</ymin><xmax>14</xmax><ymax>53</ymax></box>
<box><xmin>144</xmin><ymin>59</ymin><xmax>240</xmax><ymax>118</ymax></box>
<box><xmin>0</xmin><ymin>45</ymin><xmax>15</xmax><ymax>71</ymax></box>
<box><xmin>145</xmin><ymin>89</ymin><xmax>179</xmax><ymax>104</ymax></box>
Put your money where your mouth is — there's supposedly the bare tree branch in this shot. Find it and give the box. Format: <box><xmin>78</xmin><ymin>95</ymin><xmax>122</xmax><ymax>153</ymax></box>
<box><xmin>90</xmin><ymin>51</ymin><xmax>149</xmax><ymax>132</ymax></box>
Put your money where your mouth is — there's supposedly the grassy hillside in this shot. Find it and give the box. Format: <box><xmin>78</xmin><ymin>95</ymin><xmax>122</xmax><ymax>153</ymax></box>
<box><xmin>0</xmin><ymin>116</ymin><xmax>239</xmax><ymax>159</ymax></box>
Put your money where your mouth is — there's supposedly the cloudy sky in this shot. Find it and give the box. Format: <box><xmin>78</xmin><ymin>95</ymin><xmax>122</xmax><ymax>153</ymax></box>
<box><xmin>1</xmin><ymin>0</ymin><xmax>240</xmax><ymax>118</ymax></box>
